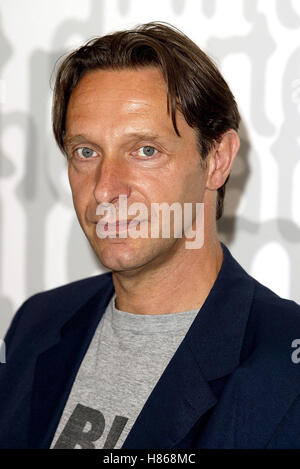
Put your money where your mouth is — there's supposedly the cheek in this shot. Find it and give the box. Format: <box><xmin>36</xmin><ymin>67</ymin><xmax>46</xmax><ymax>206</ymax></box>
<box><xmin>165</xmin><ymin>167</ymin><xmax>205</xmax><ymax>204</ymax></box>
<box><xmin>140</xmin><ymin>172</ymin><xmax>197</xmax><ymax>206</ymax></box>
<box><xmin>169</xmin><ymin>150</ymin><xmax>205</xmax><ymax>199</ymax></box>
<box><xmin>185</xmin><ymin>173</ymin><xmax>206</xmax><ymax>200</ymax></box>
<box><xmin>68</xmin><ymin>168</ymin><xmax>91</xmax><ymax>215</ymax></box>
<box><xmin>182</xmin><ymin>158</ymin><xmax>207</xmax><ymax>200</ymax></box>
<box><xmin>142</xmin><ymin>178</ymin><xmax>181</xmax><ymax>204</ymax></box>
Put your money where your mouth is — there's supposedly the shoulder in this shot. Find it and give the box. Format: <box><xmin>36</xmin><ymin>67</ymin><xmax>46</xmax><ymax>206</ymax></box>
<box><xmin>4</xmin><ymin>271</ymin><xmax>113</xmax><ymax>345</ymax></box>
<box><xmin>225</xmin><ymin>278</ymin><xmax>300</xmax><ymax>445</ymax></box>
<box><xmin>211</xmin><ymin>277</ymin><xmax>300</xmax><ymax>447</ymax></box>
<box><xmin>243</xmin><ymin>278</ymin><xmax>300</xmax><ymax>357</ymax></box>
<box><xmin>21</xmin><ymin>271</ymin><xmax>113</xmax><ymax>314</ymax></box>
<box><xmin>239</xmin><ymin>275</ymin><xmax>300</xmax><ymax>378</ymax></box>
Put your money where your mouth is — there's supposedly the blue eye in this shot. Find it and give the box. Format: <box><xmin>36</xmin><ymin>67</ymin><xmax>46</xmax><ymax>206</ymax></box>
<box><xmin>77</xmin><ymin>147</ymin><xmax>97</xmax><ymax>159</ymax></box>
<box><xmin>137</xmin><ymin>146</ymin><xmax>157</xmax><ymax>157</ymax></box>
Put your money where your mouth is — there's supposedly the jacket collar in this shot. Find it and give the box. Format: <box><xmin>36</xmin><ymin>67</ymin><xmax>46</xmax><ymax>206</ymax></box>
<box><xmin>29</xmin><ymin>242</ymin><xmax>255</xmax><ymax>449</ymax></box>
<box><xmin>187</xmin><ymin>242</ymin><xmax>255</xmax><ymax>381</ymax></box>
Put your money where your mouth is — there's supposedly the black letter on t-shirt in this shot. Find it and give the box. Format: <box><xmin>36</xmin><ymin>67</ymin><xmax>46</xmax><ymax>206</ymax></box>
<box><xmin>53</xmin><ymin>404</ymin><xmax>105</xmax><ymax>449</ymax></box>
<box><xmin>103</xmin><ymin>415</ymin><xmax>129</xmax><ymax>448</ymax></box>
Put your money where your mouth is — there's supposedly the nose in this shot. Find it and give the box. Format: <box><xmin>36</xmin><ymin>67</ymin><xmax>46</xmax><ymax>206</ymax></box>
<box><xmin>93</xmin><ymin>155</ymin><xmax>130</xmax><ymax>206</ymax></box>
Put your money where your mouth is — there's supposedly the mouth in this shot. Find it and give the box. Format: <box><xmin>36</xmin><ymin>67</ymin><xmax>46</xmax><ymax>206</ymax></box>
<box><xmin>96</xmin><ymin>219</ymin><xmax>147</xmax><ymax>235</ymax></box>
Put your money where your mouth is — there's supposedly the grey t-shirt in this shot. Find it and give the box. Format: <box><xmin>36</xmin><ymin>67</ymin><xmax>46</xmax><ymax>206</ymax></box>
<box><xmin>51</xmin><ymin>293</ymin><xmax>199</xmax><ymax>449</ymax></box>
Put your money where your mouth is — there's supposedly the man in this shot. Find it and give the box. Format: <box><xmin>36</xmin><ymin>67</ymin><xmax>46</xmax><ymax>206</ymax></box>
<box><xmin>1</xmin><ymin>21</ymin><xmax>300</xmax><ymax>449</ymax></box>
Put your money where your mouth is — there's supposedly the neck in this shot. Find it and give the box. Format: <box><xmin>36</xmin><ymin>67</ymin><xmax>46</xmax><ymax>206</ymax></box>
<box><xmin>112</xmin><ymin>235</ymin><xmax>223</xmax><ymax>315</ymax></box>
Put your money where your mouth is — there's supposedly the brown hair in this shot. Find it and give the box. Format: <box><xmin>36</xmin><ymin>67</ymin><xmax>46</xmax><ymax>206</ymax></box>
<box><xmin>52</xmin><ymin>21</ymin><xmax>240</xmax><ymax>219</ymax></box>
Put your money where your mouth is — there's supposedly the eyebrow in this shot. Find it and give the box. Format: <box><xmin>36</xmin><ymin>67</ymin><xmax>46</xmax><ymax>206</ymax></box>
<box><xmin>63</xmin><ymin>134</ymin><xmax>93</xmax><ymax>147</ymax></box>
<box><xmin>63</xmin><ymin>132</ymin><xmax>165</xmax><ymax>148</ymax></box>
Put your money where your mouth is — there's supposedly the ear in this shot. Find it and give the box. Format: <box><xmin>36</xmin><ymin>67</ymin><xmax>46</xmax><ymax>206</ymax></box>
<box><xmin>206</xmin><ymin>130</ymin><xmax>240</xmax><ymax>190</ymax></box>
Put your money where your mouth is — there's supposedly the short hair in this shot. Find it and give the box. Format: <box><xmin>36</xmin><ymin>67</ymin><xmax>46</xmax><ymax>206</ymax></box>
<box><xmin>52</xmin><ymin>21</ymin><xmax>240</xmax><ymax>220</ymax></box>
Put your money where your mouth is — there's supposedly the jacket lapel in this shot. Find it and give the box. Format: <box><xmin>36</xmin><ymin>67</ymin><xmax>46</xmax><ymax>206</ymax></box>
<box><xmin>122</xmin><ymin>243</ymin><xmax>255</xmax><ymax>448</ymax></box>
<box><xmin>121</xmin><ymin>337</ymin><xmax>217</xmax><ymax>449</ymax></box>
<box><xmin>28</xmin><ymin>276</ymin><xmax>115</xmax><ymax>449</ymax></box>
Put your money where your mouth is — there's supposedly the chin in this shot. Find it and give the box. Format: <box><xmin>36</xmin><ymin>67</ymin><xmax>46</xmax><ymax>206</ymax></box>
<box><xmin>91</xmin><ymin>237</ymin><xmax>148</xmax><ymax>272</ymax></box>
<box><xmin>87</xmin><ymin>228</ymin><xmax>175</xmax><ymax>273</ymax></box>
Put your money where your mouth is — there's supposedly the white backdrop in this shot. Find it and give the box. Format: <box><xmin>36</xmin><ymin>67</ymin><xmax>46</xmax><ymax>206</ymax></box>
<box><xmin>1</xmin><ymin>0</ymin><xmax>300</xmax><ymax>337</ymax></box>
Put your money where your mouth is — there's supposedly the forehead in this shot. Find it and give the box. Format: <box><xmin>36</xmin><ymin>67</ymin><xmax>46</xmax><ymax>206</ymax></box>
<box><xmin>74</xmin><ymin>66</ymin><xmax>166</xmax><ymax>94</ymax></box>
<box><xmin>65</xmin><ymin>67</ymin><xmax>192</xmax><ymax>140</ymax></box>
<box><xmin>67</xmin><ymin>67</ymin><xmax>167</xmax><ymax>115</ymax></box>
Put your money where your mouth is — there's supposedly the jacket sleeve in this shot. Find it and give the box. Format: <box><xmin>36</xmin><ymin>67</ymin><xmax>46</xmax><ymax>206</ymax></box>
<box><xmin>266</xmin><ymin>393</ymin><xmax>300</xmax><ymax>448</ymax></box>
<box><xmin>0</xmin><ymin>298</ymin><xmax>38</xmax><ymax>448</ymax></box>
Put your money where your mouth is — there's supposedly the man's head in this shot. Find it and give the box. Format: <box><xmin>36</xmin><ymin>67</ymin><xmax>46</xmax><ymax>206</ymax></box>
<box><xmin>51</xmin><ymin>22</ymin><xmax>240</xmax><ymax>273</ymax></box>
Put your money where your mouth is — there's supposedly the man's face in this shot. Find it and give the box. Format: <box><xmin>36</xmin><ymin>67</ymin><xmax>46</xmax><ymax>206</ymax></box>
<box><xmin>65</xmin><ymin>67</ymin><xmax>209</xmax><ymax>273</ymax></box>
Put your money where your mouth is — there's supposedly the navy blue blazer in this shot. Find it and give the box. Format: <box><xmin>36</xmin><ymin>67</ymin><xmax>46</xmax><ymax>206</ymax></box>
<box><xmin>1</xmin><ymin>242</ymin><xmax>300</xmax><ymax>449</ymax></box>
